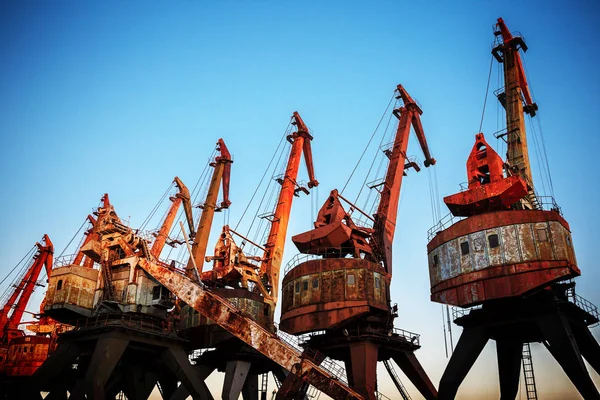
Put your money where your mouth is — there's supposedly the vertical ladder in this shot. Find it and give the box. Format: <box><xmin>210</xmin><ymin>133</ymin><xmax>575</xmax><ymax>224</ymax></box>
<box><xmin>383</xmin><ymin>359</ymin><xmax>411</xmax><ymax>400</ymax></box>
<box><xmin>522</xmin><ymin>342</ymin><xmax>538</xmax><ymax>400</ymax></box>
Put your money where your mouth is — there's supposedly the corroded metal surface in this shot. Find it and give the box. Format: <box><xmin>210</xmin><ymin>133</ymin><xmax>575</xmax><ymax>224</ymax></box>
<box><xmin>428</xmin><ymin>209</ymin><xmax>579</xmax><ymax>307</ymax></box>
<box><xmin>137</xmin><ymin>258</ymin><xmax>363</xmax><ymax>399</ymax></box>
<box><xmin>4</xmin><ymin>335</ymin><xmax>51</xmax><ymax>377</ymax></box>
<box><xmin>280</xmin><ymin>258</ymin><xmax>389</xmax><ymax>334</ymax></box>
<box><xmin>44</xmin><ymin>265</ymin><xmax>99</xmax><ymax>320</ymax></box>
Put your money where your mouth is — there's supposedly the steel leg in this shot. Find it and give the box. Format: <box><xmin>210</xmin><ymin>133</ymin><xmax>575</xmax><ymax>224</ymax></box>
<box><xmin>438</xmin><ymin>325</ymin><xmax>489</xmax><ymax>400</ymax></box>
<box><xmin>496</xmin><ymin>339</ymin><xmax>522</xmax><ymax>400</ymax></box>
<box><xmin>537</xmin><ymin>312</ymin><xmax>600</xmax><ymax>400</ymax></box>
<box><xmin>392</xmin><ymin>351</ymin><xmax>438</xmax><ymax>400</ymax></box>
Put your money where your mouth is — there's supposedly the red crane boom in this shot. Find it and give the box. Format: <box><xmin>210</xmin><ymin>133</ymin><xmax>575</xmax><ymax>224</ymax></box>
<box><xmin>374</xmin><ymin>84</ymin><xmax>436</xmax><ymax>275</ymax></box>
<box><xmin>260</xmin><ymin>111</ymin><xmax>318</xmax><ymax>308</ymax></box>
<box><xmin>0</xmin><ymin>235</ymin><xmax>54</xmax><ymax>344</ymax></box>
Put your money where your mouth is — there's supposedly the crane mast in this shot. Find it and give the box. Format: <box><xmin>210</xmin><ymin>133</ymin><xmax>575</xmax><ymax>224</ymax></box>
<box><xmin>151</xmin><ymin>176</ymin><xmax>194</xmax><ymax>258</ymax></box>
<box><xmin>72</xmin><ymin>215</ymin><xmax>97</xmax><ymax>268</ymax></box>
<box><xmin>0</xmin><ymin>235</ymin><xmax>54</xmax><ymax>344</ymax></box>
<box><xmin>374</xmin><ymin>84</ymin><xmax>436</xmax><ymax>274</ymax></box>
<box><xmin>493</xmin><ymin>17</ymin><xmax>539</xmax><ymax>209</ymax></box>
<box><xmin>185</xmin><ymin>139</ymin><xmax>232</xmax><ymax>280</ymax></box>
<box><xmin>260</xmin><ymin>111</ymin><xmax>318</xmax><ymax>309</ymax></box>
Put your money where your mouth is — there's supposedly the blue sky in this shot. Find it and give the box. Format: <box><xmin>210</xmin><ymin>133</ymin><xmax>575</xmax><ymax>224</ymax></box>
<box><xmin>1</xmin><ymin>1</ymin><xmax>599</xmax><ymax>398</ymax></box>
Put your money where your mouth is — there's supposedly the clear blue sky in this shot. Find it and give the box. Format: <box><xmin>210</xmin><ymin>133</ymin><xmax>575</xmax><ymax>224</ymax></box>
<box><xmin>1</xmin><ymin>1</ymin><xmax>599</xmax><ymax>398</ymax></box>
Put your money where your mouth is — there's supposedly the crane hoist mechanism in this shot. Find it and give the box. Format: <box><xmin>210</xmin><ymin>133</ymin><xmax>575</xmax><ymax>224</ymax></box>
<box><xmin>177</xmin><ymin>113</ymin><xmax>320</xmax><ymax>400</ymax></box>
<box><xmin>427</xmin><ymin>18</ymin><xmax>600</xmax><ymax>400</ymax></box>
<box><xmin>277</xmin><ymin>85</ymin><xmax>438</xmax><ymax>400</ymax></box>
<box><xmin>0</xmin><ymin>235</ymin><xmax>54</xmax><ymax>379</ymax></box>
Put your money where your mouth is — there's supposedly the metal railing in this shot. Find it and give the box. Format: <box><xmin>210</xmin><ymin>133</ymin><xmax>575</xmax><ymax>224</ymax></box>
<box><xmin>451</xmin><ymin>305</ymin><xmax>482</xmax><ymax>321</ymax></box>
<box><xmin>566</xmin><ymin>290</ymin><xmax>599</xmax><ymax>326</ymax></box>
<box><xmin>427</xmin><ymin>212</ymin><xmax>466</xmax><ymax>241</ymax></box>
<box><xmin>69</xmin><ymin>314</ymin><xmax>176</xmax><ymax>337</ymax></box>
<box><xmin>283</xmin><ymin>247</ymin><xmax>376</xmax><ymax>275</ymax></box>
<box><xmin>54</xmin><ymin>254</ymin><xmax>78</xmax><ymax>267</ymax></box>
<box><xmin>427</xmin><ymin>195</ymin><xmax>562</xmax><ymax>241</ymax></box>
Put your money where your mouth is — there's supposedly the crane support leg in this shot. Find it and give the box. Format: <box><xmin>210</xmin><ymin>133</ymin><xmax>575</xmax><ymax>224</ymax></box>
<box><xmin>438</xmin><ymin>325</ymin><xmax>489</xmax><ymax>400</ymax></box>
<box><xmin>391</xmin><ymin>351</ymin><xmax>438</xmax><ymax>400</ymax></box>
<box><xmin>496</xmin><ymin>339</ymin><xmax>522</xmax><ymax>400</ymax></box>
<box><xmin>125</xmin><ymin>368</ymin><xmax>157</xmax><ymax>400</ymax></box>
<box><xmin>168</xmin><ymin>364</ymin><xmax>216</xmax><ymax>400</ymax></box>
<box><xmin>71</xmin><ymin>336</ymin><xmax>129</xmax><ymax>400</ymax></box>
<box><xmin>348</xmin><ymin>340</ymin><xmax>378</xmax><ymax>400</ymax></box>
<box><xmin>536</xmin><ymin>312</ymin><xmax>600</xmax><ymax>400</ymax></box>
<box><xmin>571</xmin><ymin>323</ymin><xmax>600</xmax><ymax>375</ymax></box>
<box><xmin>223</xmin><ymin>360</ymin><xmax>252</xmax><ymax>400</ymax></box>
<box><xmin>158</xmin><ymin>372</ymin><xmax>178</xmax><ymax>400</ymax></box>
<box><xmin>242</xmin><ymin>373</ymin><xmax>260</xmax><ymax>400</ymax></box>
<box><xmin>161</xmin><ymin>346</ymin><xmax>210</xmax><ymax>399</ymax></box>
<box><xmin>30</xmin><ymin>341</ymin><xmax>81</xmax><ymax>395</ymax></box>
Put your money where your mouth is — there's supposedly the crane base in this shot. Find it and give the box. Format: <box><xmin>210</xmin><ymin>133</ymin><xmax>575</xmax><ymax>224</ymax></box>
<box><xmin>438</xmin><ymin>286</ymin><xmax>600</xmax><ymax>399</ymax></box>
<box><xmin>27</xmin><ymin>315</ymin><xmax>211</xmax><ymax>400</ymax></box>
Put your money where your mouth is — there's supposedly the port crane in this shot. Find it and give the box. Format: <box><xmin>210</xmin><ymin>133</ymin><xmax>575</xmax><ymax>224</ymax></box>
<box><xmin>428</xmin><ymin>18</ymin><xmax>600</xmax><ymax>399</ymax></box>
<box><xmin>0</xmin><ymin>235</ymin><xmax>54</xmax><ymax>347</ymax></box>
<box><xmin>280</xmin><ymin>85</ymin><xmax>437</xmax><ymax>400</ymax></box>
<box><xmin>178</xmin><ymin>112</ymin><xmax>319</xmax><ymax>399</ymax></box>
<box><xmin>0</xmin><ymin>235</ymin><xmax>53</xmax><ymax>379</ymax></box>
<box><xmin>201</xmin><ymin>112</ymin><xmax>317</xmax><ymax>323</ymax></box>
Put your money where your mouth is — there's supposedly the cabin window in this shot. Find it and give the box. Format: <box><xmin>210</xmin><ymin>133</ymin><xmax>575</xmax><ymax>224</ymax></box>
<box><xmin>375</xmin><ymin>277</ymin><xmax>380</xmax><ymax>289</ymax></box>
<box><xmin>433</xmin><ymin>254</ymin><xmax>439</xmax><ymax>267</ymax></box>
<box><xmin>303</xmin><ymin>281</ymin><xmax>309</xmax><ymax>291</ymax></box>
<box><xmin>23</xmin><ymin>347</ymin><xmax>27</xmax><ymax>353</ymax></box>
<box><xmin>488</xmin><ymin>234</ymin><xmax>499</xmax><ymax>248</ymax></box>
<box><xmin>57</xmin><ymin>280</ymin><xmax>63</xmax><ymax>290</ymax></box>
<box><xmin>295</xmin><ymin>282</ymin><xmax>300</xmax><ymax>294</ymax></box>
<box><xmin>152</xmin><ymin>286</ymin><xmax>161</xmax><ymax>300</ymax></box>
<box><xmin>347</xmin><ymin>274</ymin><xmax>356</xmax><ymax>286</ymax></box>
<box><xmin>460</xmin><ymin>241</ymin><xmax>470</xmax><ymax>256</ymax></box>
<box><xmin>312</xmin><ymin>279</ymin><xmax>319</xmax><ymax>289</ymax></box>
<box><xmin>536</xmin><ymin>229</ymin><xmax>548</xmax><ymax>242</ymax></box>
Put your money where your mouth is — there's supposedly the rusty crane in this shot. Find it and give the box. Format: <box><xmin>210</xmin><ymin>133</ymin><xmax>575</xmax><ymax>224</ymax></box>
<box><xmin>278</xmin><ymin>85</ymin><xmax>438</xmax><ymax>400</ymax></box>
<box><xmin>427</xmin><ymin>18</ymin><xmax>600</xmax><ymax>399</ymax></box>
<box><xmin>0</xmin><ymin>235</ymin><xmax>54</xmax><ymax>387</ymax></box>
<box><xmin>179</xmin><ymin>112</ymin><xmax>320</xmax><ymax>400</ymax></box>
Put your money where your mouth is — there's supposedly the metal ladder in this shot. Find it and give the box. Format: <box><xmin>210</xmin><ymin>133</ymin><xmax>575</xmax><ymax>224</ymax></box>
<box><xmin>522</xmin><ymin>342</ymin><xmax>538</xmax><ymax>400</ymax></box>
<box><xmin>383</xmin><ymin>359</ymin><xmax>411</xmax><ymax>400</ymax></box>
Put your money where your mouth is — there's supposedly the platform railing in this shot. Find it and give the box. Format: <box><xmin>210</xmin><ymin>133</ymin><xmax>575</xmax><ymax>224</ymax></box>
<box><xmin>427</xmin><ymin>195</ymin><xmax>562</xmax><ymax>241</ymax></box>
<box><xmin>284</xmin><ymin>247</ymin><xmax>375</xmax><ymax>275</ymax></box>
<box><xmin>566</xmin><ymin>290</ymin><xmax>600</xmax><ymax>326</ymax></box>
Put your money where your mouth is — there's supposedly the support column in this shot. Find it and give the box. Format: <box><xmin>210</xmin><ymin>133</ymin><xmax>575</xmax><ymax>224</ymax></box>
<box><xmin>169</xmin><ymin>364</ymin><xmax>215</xmax><ymax>400</ymax></box>
<box><xmin>496</xmin><ymin>339</ymin><xmax>522</xmax><ymax>400</ymax></box>
<box><xmin>537</xmin><ymin>312</ymin><xmax>600</xmax><ymax>400</ymax></box>
<box><xmin>348</xmin><ymin>340</ymin><xmax>378</xmax><ymax>400</ymax></box>
<box><xmin>71</xmin><ymin>336</ymin><xmax>129</xmax><ymax>400</ymax></box>
<box><xmin>242</xmin><ymin>373</ymin><xmax>259</xmax><ymax>400</ymax></box>
<box><xmin>438</xmin><ymin>325</ymin><xmax>489</xmax><ymax>400</ymax></box>
<box><xmin>391</xmin><ymin>351</ymin><xmax>438</xmax><ymax>400</ymax></box>
<box><xmin>571</xmin><ymin>323</ymin><xmax>600</xmax><ymax>374</ymax></box>
<box><xmin>222</xmin><ymin>360</ymin><xmax>251</xmax><ymax>400</ymax></box>
<box><xmin>31</xmin><ymin>341</ymin><xmax>81</xmax><ymax>394</ymax></box>
<box><xmin>161</xmin><ymin>346</ymin><xmax>211</xmax><ymax>399</ymax></box>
